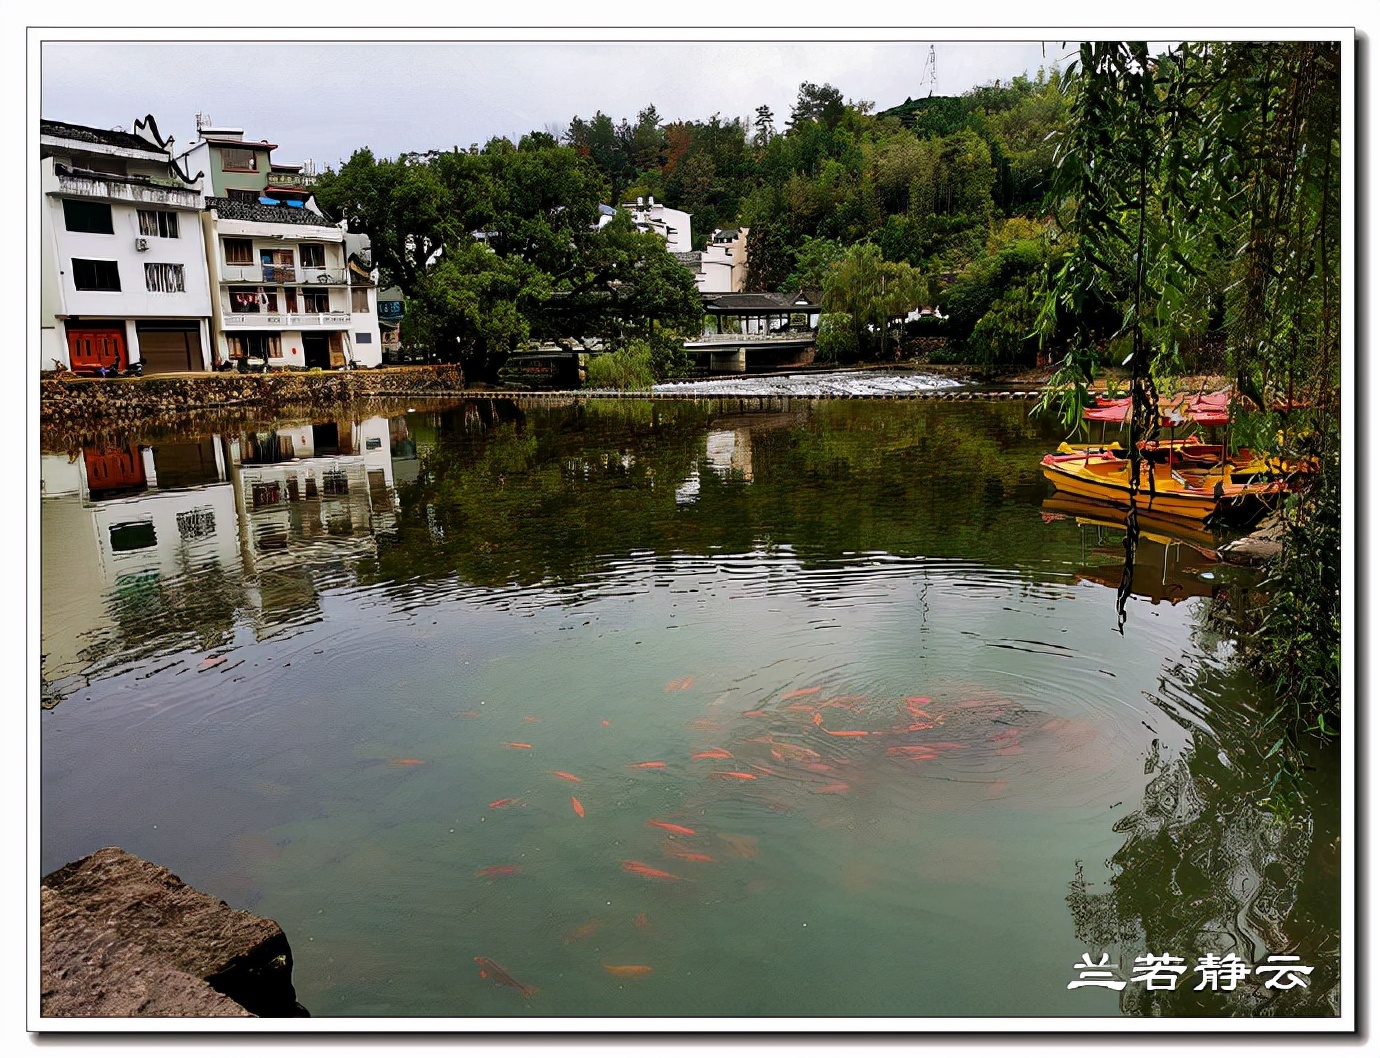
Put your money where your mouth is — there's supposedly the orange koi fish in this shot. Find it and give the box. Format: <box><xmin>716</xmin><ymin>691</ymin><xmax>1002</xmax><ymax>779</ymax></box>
<box><xmin>886</xmin><ymin>745</ymin><xmax>939</xmax><ymax>760</ymax></box>
<box><xmin>740</xmin><ymin>709</ymin><xmax>768</xmax><ymax>718</ymax></box>
<box><xmin>457</xmin><ymin>709</ymin><xmax>482</xmax><ymax>720</ymax></box>
<box><xmin>522</xmin><ymin>715</ymin><xmax>541</xmax><ymax>724</ymax></box>
<box><xmin>474</xmin><ymin>956</ymin><xmax>538</xmax><ymax>999</ymax></box>
<box><xmin>906</xmin><ymin>696</ymin><xmax>933</xmax><ymax>709</ymax></box>
<box><xmin>770</xmin><ymin>742</ymin><xmax>820</xmax><ymax>762</ymax></box>
<box><xmin>503</xmin><ymin>742</ymin><xmax>533</xmax><ymax>750</ymax></box>
<box><xmin>551</xmin><ymin>771</ymin><xmax>582</xmax><ymax>783</ymax></box>
<box><xmin>712</xmin><ymin>771</ymin><xmax>757</xmax><ymax>780</ymax></box>
<box><xmin>812</xmin><ymin>782</ymin><xmax>850</xmax><ymax>794</ymax></box>
<box><xmin>995</xmin><ymin>744</ymin><xmax>1025</xmax><ymax>756</ymax></box>
<box><xmin>563</xmin><ymin>919</ymin><xmax>602</xmax><ymax>943</ymax></box>
<box><xmin>627</xmin><ymin>761</ymin><xmax>666</xmax><ymax>770</ymax></box>
<box><xmin>600</xmin><ymin>719</ymin><xmax>611</xmax><ymax>727</ymax></box>
<box><xmin>621</xmin><ymin>860</ymin><xmax>680</xmax><ymax>880</ymax></box>
<box><xmin>476</xmin><ymin>865</ymin><xmax>523</xmax><ymax>877</ymax></box>
<box><xmin>787</xmin><ymin>704</ymin><xmax>820</xmax><ymax>712</ymax></box>
<box><xmin>781</xmin><ymin>686</ymin><xmax>821</xmax><ymax>700</ymax></box>
<box><xmin>603</xmin><ymin>964</ymin><xmax>653</xmax><ymax>977</ymax></box>
<box><xmin>802</xmin><ymin>762</ymin><xmax>834</xmax><ymax>774</ymax></box>
<box><xmin>389</xmin><ymin>758</ymin><xmax>425</xmax><ymax>766</ymax></box>
<box><xmin>647</xmin><ymin>820</ymin><xmax>696</xmax><ymax>835</ymax></box>
<box><xmin>690</xmin><ymin>748</ymin><xmax>733</xmax><ymax>760</ymax></box>
<box><xmin>197</xmin><ymin>656</ymin><xmax>226</xmax><ymax>671</ymax></box>
<box><xmin>633</xmin><ymin>911</ymin><xmax>650</xmax><ymax>930</ymax></box>
<box><xmin>665</xmin><ymin>677</ymin><xmax>695</xmax><ymax>692</ymax></box>
<box><xmin>662</xmin><ymin>845</ymin><xmax>715</xmax><ymax>863</ymax></box>
<box><xmin>571</xmin><ymin>796</ymin><xmax>585</xmax><ymax>817</ymax></box>
<box><xmin>906</xmin><ymin>721</ymin><xmax>936</xmax><ymax>731</ymax></box>
<box><xmin>823</xmin><ymin>729</ymin><xmax>870</xmax><ymax>738</ymax></box>
<box><xmin>488</xmin><ymin>798</ymin><xmax>527</xmax><ymax>809</ymax></box>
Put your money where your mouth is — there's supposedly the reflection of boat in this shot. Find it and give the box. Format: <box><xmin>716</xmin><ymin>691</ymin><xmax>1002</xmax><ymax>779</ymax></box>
<box><xmin>1040</xmin><ymin>496</ymin><xmax>1227</xmax><ymax>605</ymax></box>
<box><xmin>1040</xmin><ymin>450</ymin><xmax>1285</xmax><ymax>527</ymax></box>
<box><xmin>1040</xmin><ymin>494</ymin><xmax>1221</xmax><ymax>555</ymax></box>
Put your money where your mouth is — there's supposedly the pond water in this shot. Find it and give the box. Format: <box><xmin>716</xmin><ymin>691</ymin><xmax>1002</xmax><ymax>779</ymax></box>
<box><xmin>39</xmin><ymin>396</ymin><xmax>1340</xmax><ymax>1020</ymax></box>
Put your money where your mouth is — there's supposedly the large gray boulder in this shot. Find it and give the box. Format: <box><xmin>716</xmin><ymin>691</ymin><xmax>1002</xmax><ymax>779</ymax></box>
<box><xmin>41</xmin><ymin>847</ymin><xmax>308</xmax><ymax>1018</ymax></box>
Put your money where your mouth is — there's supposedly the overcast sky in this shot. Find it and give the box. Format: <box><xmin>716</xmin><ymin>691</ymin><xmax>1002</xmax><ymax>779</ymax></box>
<box><xmin>39</xmin><ymin>38</ymin><xmax>1069</xmax><ymax>170</ymax></box>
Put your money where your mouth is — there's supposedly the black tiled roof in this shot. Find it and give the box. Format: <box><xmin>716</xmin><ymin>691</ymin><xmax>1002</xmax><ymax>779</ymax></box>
<box><xmin>207</xmin><ymin>197</ymin><xmax>337</xmax><ymax>226</ymax></box>
<box><xmin>41</xmin><ymin>119</ymin><xmax>161</xmax><ymax>154</ymax></box>
<box><xmin>703</xmin><ymin>291</ymin><xmax>819</xmax><ymax>312</ymax></box>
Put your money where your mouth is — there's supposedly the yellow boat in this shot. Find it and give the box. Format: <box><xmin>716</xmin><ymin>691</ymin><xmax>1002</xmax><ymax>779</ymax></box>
<box><xmin>1040</xmin><ymin>450</ymin><xmax>1286</xmax><ymax>527</ymax></box>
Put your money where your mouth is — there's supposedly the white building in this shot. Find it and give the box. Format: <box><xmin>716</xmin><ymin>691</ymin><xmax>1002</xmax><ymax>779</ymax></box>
<box><xmin>695</xmin><ymin>227</ymin><xmax>750</xmax><ymax>293</ymax></box>
<box><xmin>40</xmin><ymin>116</ymin><xmax>214</xmax><ymax>374</ymax></box>
<box><xmin>616</xmin><ymin>195</ymin><xmax>693</xmax><ymax>254</ymax></box>
<box><xmin>179</xmin><ymin>123</ymin><xmax>382</xmax><ymax>369</ymax></box>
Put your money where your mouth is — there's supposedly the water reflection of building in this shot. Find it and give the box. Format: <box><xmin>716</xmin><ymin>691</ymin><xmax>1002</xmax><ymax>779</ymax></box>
<box><xmin>224</xmin><ymin>417</ymin><xmax>396</xmax><ymax>635</ymax></box>
<box><xmin>40</xmin><ymin>440</ymin><xmax>240</xmax><ymax>693</ymax></box>
<box><xmin>40</xmin><ymin>417</ymin><xmax>401</xmax><ymax>697</ymax></box>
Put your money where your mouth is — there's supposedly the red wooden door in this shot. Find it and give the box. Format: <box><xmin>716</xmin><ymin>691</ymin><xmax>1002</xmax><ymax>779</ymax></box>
<box><xmin>67</xmin><ymin>324</ymin><xmax>127</xmax><ymax>375</ymax></box>
<box><xmin>84</xmin><ymin>444</ymin><xmax>146</xmax><ymax>491</ymax></box>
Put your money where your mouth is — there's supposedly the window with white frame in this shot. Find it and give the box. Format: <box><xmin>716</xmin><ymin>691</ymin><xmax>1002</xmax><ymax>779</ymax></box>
<box><xmin>144</xmin><ymin>263</ymin><xmax>186</xmax><ymax>293</ymax></box>
<box><xmin>351</xmin><ymin>287</ymin><xmax>370</xmax><ymax>313</ymax></box>
<box><xmin>299</xmin><ymin>243</ymin><xmax>326</xmax><ymax>269</ymax></box>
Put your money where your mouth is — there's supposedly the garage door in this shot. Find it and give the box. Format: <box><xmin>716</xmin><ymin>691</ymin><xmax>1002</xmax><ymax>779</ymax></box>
<box><xmin>66</xmin><ymin>324</ymin><xmax>127</xmax><ymax>375</ymax></box>
<box><xmin>136</xmin><ymin>322</ymin><xmax>203</xmax><ymax>374</ymax></box>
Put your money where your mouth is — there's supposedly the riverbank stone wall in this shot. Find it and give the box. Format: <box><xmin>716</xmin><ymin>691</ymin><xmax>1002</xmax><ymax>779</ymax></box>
<box><xmin>40</xmin><ymin>366</ymin><xmax>469</xmax><ymax>430</ymax></box>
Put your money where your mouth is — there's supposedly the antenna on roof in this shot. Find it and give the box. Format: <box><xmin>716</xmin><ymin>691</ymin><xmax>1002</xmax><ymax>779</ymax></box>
<box><xmin>195</xmin><ymin>112</ymin><xmax>211</xmax><ymax>131</ymax></box>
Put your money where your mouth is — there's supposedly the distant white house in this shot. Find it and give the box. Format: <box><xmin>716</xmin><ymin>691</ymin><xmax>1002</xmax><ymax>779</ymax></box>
<box><xmin>608</xmin><ymin>195</ymin><xmax>694</xmax><ymax>254</ymax></box>
<box><xmin>39</xmin><ymin>115</ymin><xmax>214</xmax><ymax>374</ymax></box>
<box><xmin>695</xmin><ymin>227</ymin><xmax>750</xmax><ymax>293</ymax></box>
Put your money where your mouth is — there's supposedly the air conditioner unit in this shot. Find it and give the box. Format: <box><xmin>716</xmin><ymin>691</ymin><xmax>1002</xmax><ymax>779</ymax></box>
<box><xmin>134</xmin><ymin>237</ymin><xmax>150</xmax><ymax>251</ymax></box>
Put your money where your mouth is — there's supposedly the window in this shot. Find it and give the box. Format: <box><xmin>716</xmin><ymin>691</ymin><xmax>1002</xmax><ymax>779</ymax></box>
<box><xmin>71</xmin><ymin>259</ymin><xmax>120</xmax><ymax>291</ymax></box>
<box><xmin>224</xmin><ymin>238</ymin><xmax>254</xmax><ymax>265</ymax></box>
<box><xmin>322</xmin><ymin>470</ymin><xmax>349</xmax><ymax>496</ymax></box>
<box><xmin>62</xmin><ymin>199</ymin><xmax>113</xmax><ymax>234</ymax></box>
<box><xmin>228</xmin><ymin>333</ymin><xmax>282</xmax><ymax>359</ymax></box>
<box><xmin>299</xmin><ymin>243</ymin><xmax>325</xmax><ymax>269</ymax></box>
<box><xmin>144</xmin><ymin>263</ymin><xmax>186</xmax><ymax>293</ymax></box>
<box><xmin>137</xmin><ymin>210</ymin><xmax>179</xmax><ymax>238</ymax></box>
<box><xmin>303</xmin><ymin>288</ymin><xmax>330</xmax><ymax>313</ymax></box>
<box><xmin>351</xmin><ymin>288</ymin><xmax>370</xmax><ymax>313</ymax></box>
<box><xmin>355</xmin><ymin>332</ymin><xmax>373</xmax><ymax>344</ymax></box>
<box><xmin>226</xmin><ymin>188</ymin><xmax>257</xmax><ymax>203</ymax></box>
<box><xmin>176</xmin><ymin>508</ymin><xmax>216</xmax><ymax>540</ymax></box>
<box><xmin>221</xmin><ymin>147</ymin><xmax>258</xmax><ymax>172</ymax></box>
<box><xmin>229</xmin><ymin>287</ymin><xmax>262</xmax><ymax>313</ymax></box>
<box><xmin>109</xmin><ymin>520</ymin><xmax>156</xmax><ymax>552</ymax></box>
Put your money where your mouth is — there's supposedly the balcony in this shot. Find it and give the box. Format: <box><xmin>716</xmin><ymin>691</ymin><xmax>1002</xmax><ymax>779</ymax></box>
<box><xmin>221</xmin><ymin>308</ymin><xmax>351</xmax><ymax>329</ymax></box>
<box><xmin>219</xmin><ymin>265</ymin><xmax>348</xmax><ymax>285</ymax></box>
<box><xmin>49</xmin><ymin>170</ymin><xmax>202</xmax><ymax>210</ymax></box>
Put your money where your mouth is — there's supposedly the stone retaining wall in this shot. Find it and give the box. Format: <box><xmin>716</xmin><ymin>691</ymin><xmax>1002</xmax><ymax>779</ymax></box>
<box><xmin>41</xmin><ymin>366</ymin><xmax>468</xmax><ymax>427</ymax></box>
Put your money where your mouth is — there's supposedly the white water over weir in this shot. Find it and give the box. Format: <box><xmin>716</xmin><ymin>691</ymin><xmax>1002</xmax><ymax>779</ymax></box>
<box><xmin>650</xmin><ymin>369</ymin><xmax>969</xmax><ymax>399</ymax></box>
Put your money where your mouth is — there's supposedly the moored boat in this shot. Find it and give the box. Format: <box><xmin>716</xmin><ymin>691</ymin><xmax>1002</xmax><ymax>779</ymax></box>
<box><xmin>1040</xmin><ymin>449</ymin><xmax>1286</xmax><ymax>527</ymax></box>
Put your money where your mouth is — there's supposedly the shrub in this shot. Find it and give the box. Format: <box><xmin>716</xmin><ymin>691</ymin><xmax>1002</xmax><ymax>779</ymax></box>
<box><xmin>816</xmin><ymin>312</ymin><xmax>855</xmax><ymax>363</ymax></box>
<box><xmin>585</xmin><ymin>344</ymin><xmax>657</xmax><ymax>390</ymax></box>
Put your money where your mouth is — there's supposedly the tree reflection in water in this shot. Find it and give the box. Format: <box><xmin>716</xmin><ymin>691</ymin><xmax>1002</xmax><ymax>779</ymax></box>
<box><xmin>1067</xmin><ymin>597</ymin><xmax>1340</xmax><ymax>1016</ymax></box>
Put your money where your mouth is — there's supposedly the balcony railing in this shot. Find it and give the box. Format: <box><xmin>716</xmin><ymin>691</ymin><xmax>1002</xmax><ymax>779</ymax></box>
<box><xmin>222</xmin><ymin>308</ymin><xmax>351</xmax><ymax>329</ymax></box>
<box><xmin>49</xmin><ymin>170</ymin><xmax>202</xmax><ymax>210</ymax></box>
<box><xmin>219</xmin><ymin>264</ymin><xmax>348</xmax><ymax>285</ymax></box>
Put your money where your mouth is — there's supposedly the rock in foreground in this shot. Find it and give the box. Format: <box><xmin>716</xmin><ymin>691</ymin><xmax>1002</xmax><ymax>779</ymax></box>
<box><xmin>41</xmin><ymin>847</ymin><xmax>308</xmax><ymax>1018</ymax></box>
